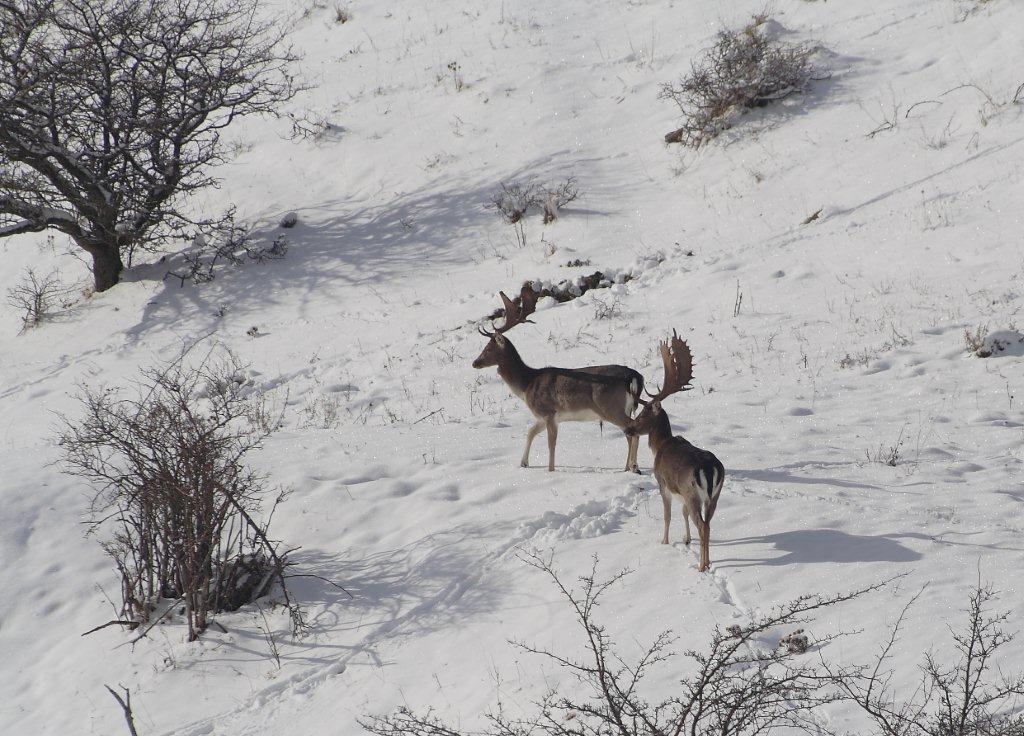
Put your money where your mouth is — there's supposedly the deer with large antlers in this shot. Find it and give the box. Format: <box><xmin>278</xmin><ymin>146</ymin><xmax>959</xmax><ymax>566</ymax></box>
<box><xmin>472</xmin><ymin>288</ymin><xmax>646</xmax><ymax>472</ymax></box>
<box><xmin>625</xmin><ymin>331</ymin><xmax>724</xmax><ymax>572</ymax></box>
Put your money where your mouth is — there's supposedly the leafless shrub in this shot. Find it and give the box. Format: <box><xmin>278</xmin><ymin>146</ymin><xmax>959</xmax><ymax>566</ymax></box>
<box><xmin>59</xmin><ymin>348</ymin><xmax>302</xmax><ymax>641</ymax></box>
<box><xmin>334</xmin><ymin>4</ymin><xmax>350</xmax><ymax>23</ymax></box>
<box><xmin>965</xmin><ymin>325</ymin><xmax>990</xmax><ymax>357</ymax></box>
<box><xmin>867</xmin><ymin>425</ymin><xmax>907</xmax><ymax>467</ymax></box>
<box><xmin>303</xmin><ymin>392</ymin><xmax>343</xmax><ymax>429</ymax></box>
<box><xmin>661</xmin><ymin>16</ymin><xmax>816</xmax><ymax>147</ymax></box>
<box><xmin>165</xmin><ymin>209</ymin><xmax>289</xmax><ymax>286</ymax></box>
<box><xmin>364</xmin><ymin>552</ymin><xmax>884</xmax><ymax>736</ymax></box>
<box><xmin>6</xmin><ymin>267</ymin><xmax>65</xmax><ymax>331</ymax></box>
<box><xmin>257</xmin><ymin>604</ymin><xmax>283</xmax><ymax>670</ymax></box>
<box><xmin>540</xmin><ymin>177</ymin><xmax>580</xmax><ymax>224</ymax></box>
<box><xmin>488</xmin><ymin>181</ymin><xmax>539</xmax><ymax>224</ymax></box>
<box><xmin>828</xmin><ymin>585</ymin><xmax>1024</xmax><ymax>736</ymax></box>
<box><xmin>592</xmin><ymin>294</ymin><xmax>623</xmax><ymax>320</ymax></box>
<box><xmin>285</xmin><ymin>109</ymin><xmax>333</xmax><ymax>141</ymax></box>
<box><xmin>839</xmin><ymin>350</ymin><xmax>875</xmax><ymax>369</ymax></box>
<box><xmin>866</xmin><ymin>90</ymin><xmax>903</xmax><ymax>138</ymax></box>
<box><xmin>446</xmin><ymin>61</ymin><xmax>465</xmax><ymax>92</ymax></box>
<box><xmin>488</xmin><ymin>177</ymin><xmax>582</xmax><ymax>226</ymax></box>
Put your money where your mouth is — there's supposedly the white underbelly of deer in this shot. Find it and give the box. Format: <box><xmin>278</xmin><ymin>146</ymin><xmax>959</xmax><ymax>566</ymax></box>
<box><xmin>555</xmin><ymin>409</ymin><xmax>603</xmax><ymax>422</ymax></box>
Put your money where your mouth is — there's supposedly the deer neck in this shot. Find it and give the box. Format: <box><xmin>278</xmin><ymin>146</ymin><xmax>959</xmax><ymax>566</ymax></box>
<box><xmin>647</xmin><ymin>411</ymin><xmax>675</xmax><ymax>455</ymax></box>
<box><xmin>496</xmin><ymin>341</ymin><xmax>535</xmax><ymax>398</ymax></box>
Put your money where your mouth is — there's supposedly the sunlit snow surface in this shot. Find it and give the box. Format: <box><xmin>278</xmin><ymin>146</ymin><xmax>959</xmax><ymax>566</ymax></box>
<box><xmin>1</xmin><ymin>1</ymin><xmax>1022</xmax><ymax>734</ymax></box>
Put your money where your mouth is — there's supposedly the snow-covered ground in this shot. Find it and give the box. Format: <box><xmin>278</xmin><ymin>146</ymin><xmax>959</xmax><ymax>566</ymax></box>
<box><xmin>2</xmin><ymin>0</ymin><xmax>1023</xmax><ymax>734</ymax></box>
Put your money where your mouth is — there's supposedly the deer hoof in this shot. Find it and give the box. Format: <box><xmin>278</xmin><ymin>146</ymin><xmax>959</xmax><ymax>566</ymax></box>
<box><xmin>520</xmin><ymin>461</ymin><xmax>529</xmax><ymax>468</ymax></box>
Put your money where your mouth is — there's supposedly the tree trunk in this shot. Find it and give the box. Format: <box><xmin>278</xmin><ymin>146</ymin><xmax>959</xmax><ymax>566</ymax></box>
<box><xmin>90</xmin><ymin>245</ymin><xmax>124</xmax><ymax>292</ymax></box>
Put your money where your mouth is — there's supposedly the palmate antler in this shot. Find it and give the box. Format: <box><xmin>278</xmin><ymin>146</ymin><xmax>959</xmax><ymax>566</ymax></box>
<box><xmin>643</xmin><ymin>329</ymin><xmax>694</xmax><ymax>402</ymax></box>
<box><xmin>478</xmin><ymin>286</ymin><xmax>538</xmax><ymax>337</ymax></box>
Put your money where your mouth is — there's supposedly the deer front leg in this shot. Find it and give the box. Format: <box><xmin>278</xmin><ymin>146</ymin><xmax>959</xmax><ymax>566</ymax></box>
<box><xmin>660</xmin><ymin>488</ymin><xmax>671</xmax><ymax>545</ymax></box>
<box><xmin>682</xmin><ymin>505</ymin><xmax>692</xmax><ymax>546</ymax></box>
<box><xmin>521</xmin><ymin>420</ymin><xmax>545</xmax><ymax>467</ymax></box>
<box><xmin>545</xmin><ymin>418</ymin><xmax>558</xmax><ymax>471</ymax></box>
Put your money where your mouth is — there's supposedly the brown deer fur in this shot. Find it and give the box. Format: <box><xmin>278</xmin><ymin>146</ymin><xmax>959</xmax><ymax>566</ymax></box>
<box><xmin>626</xmin><ymin>401</ymin><xmax>724</xmax><ymax>571</ymax></box>
<box><xmin>473</xmin><ymin>333</ymin><xmax>644</xmax><ymax>472</ymax></box>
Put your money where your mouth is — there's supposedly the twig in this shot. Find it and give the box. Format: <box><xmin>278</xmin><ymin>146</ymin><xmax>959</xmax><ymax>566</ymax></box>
<box><xmin>801</xmin><ymin>208</ymin><xmax>823</xmax><ymax>225</ymax></box>
<box><xmin>127</xmin><ymin>597</ymin><xmax>183</xmax><ymax>647</ymax></box>
<box><xmin>905</xmin><ymin>99</ymin><xmax>942</xmax><ymax>118</ymax></box>
<box><xmin>81</xmin><ymin>619</ymin><xmax>136</xmax><ymax>637</ymax></box>
<box><xmin>104</xmin><ymin>685</ymin><xmax>140</xmax><ymax>736</ymax></box>
<box><xmin>284</xmin><ymin>573</ymin><xmax>353</xmax><ymax>597</ymax></box>
<box><xmin>412</xmin><ymin>409</ymin><xmax>442</xmax><ymax>424</ymax></box>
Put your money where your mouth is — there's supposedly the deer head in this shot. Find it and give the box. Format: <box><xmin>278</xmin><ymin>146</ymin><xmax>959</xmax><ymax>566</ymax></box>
<box><xmin>472</xmin><ymin>287</ymin><xmax>537</xmax><ymax>368</ymax></box>
<box><xmin>626</xmin><ymin>330</ymin><xmax>694</xmax><ymax>435</ymax></box>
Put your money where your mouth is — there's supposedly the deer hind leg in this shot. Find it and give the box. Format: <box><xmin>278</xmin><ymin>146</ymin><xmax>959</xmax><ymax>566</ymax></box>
<box><xmin>545</xmin><ymin>418</ymin><xmax>558</xmax><ymax>471</ymax></box>
<box><xmin>660</xmin><ymin>488</ymin><xmax>671</xmax><ymax>545</ymax></box>
<box><xmin>682</xmin><ymin>504</ymin><xmax>692</xmax><ymax>546</ymax></box>
<box><xmin>521</xmin><ymin>420</ymin><xmax>545</xmax><ymax>467</ymax></box>
<box><xmin>625</xmin><ymin>434</ymin><xmax>640</xmax><ymax>474</ymax></box>
<box><xmin>698</xmin><ymin>519</ymin><xmax>711</xmax><ymax>571</ymax></box>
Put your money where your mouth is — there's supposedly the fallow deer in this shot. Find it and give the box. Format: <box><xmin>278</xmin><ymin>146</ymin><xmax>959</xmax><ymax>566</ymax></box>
<box><xmin>472</xmin><ymin>289</ymin><xmax>645</xmax><ymax>472</ymax></box>
<box><xmin>625</xmin><ymin>332</ymin><xmax>724</xmax><ymax>572</ymax></box>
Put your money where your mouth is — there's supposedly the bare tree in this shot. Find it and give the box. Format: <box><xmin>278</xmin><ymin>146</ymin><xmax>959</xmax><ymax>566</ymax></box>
<box><xmin>59</xmin><ymin>347</ymin><xmax>301</xmax><ymax>641</ymax></box>
<box><xmin>0</xmin><ymin>0</ymin><xmax>301</xmax><ymax>291</ymax></box>
<box><xmin>364</xmin><ymin>552</ymin><xmax>886</xmax><ymax>736</ymax></box>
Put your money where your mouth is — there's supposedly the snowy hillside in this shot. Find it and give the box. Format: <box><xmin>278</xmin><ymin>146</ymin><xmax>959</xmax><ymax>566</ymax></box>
<box><xmin>2</xmin><ymin>0</ymin><xmax>1023</xmax><ymax>734</ymax></box>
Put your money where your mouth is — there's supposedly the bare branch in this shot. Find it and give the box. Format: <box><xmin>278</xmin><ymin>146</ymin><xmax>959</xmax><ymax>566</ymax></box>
<box><xmin>104</xmin><ymin>684</ymin><xmax>140</xmax><ymax>736</ymax></box>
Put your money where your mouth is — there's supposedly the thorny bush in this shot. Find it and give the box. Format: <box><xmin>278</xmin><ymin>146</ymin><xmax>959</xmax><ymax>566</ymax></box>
<box><xmin>661</xmin><ymin>16</ymin><xmax>817</xmax><ymax>147</ymax></box>
<box><xmin>59</xmin><ymin>348</ymin><xmax>302</xmax><ymax>641</ymax></box>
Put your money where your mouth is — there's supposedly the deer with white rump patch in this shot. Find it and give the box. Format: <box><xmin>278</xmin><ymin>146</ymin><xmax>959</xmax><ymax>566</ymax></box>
<box><xmin>625</xmin><ymin>332</ymin><xmax>724</xmax><ymax>572</ymax></box>
<box><xmin>472</xmin><ymin>289</ymin><xmax>645</xmax><ymax>472</ymax></box>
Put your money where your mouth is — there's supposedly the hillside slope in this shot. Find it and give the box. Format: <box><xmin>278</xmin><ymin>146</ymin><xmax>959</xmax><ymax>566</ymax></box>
<box><xmin>1</xmin><ymin>1</ymin><xmax>1023</xmax><ymax>734</ymax></box>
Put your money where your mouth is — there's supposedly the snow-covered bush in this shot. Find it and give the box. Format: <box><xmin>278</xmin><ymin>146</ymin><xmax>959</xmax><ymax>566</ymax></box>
<box><xmin>965</xmin><ymin>326</ymin><xmax>1024</xmax><ymax>358</ymax></box>
<box><xmin>661</xmin><ymin>16</ymin><xmax>816</xmax><ymax>147</ymax></box>
<box><xmin>487</xmin><ymin>177</ymin><xmax>580</xmax><ymax>225</ymax></box>
<box><xmin>58</xmin><ymin>351</ymin><xmax>300</xmax><ymax>641</ymax></box>
<box><xmin>488</xmin><ymin>181</ymin><xmax>538</xmax><ymax>224</ymax></box>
